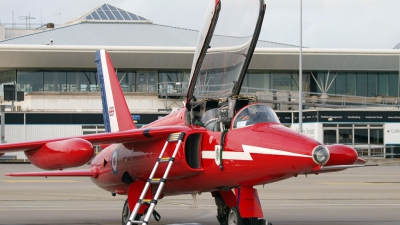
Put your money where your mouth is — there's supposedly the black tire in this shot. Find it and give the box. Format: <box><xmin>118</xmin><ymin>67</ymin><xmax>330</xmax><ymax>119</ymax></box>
<box><xmin>122</xmin><ymin>199</ymin><xmax>142</xmax><ymax>225</ymax></box>
<box><xmin>228</xmin><ymin>206</ymin><xmax>243</xmax><ymax>225</ymax></box>
<box><xmin>122</xmin><ymin>199</ymin><xmax>130</xmax><ymax>225</ymax></box>
<box><xmin>257</xmin><ymin>219</ymin><xmax>267</xmax><ymax>225</ymax></box>
<box><xmin>241</xmin><ymin>217</ymin><xmax>259</xmax><ymax>225</ymax></box>
<box><xmin>257</xmin><ymin>219</ymin><xmax>272</xmax><ymax>225</ymax></box>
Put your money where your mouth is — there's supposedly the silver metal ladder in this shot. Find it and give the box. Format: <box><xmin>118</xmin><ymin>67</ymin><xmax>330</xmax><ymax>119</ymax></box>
<box><xmin>127</xmin><ymin>132</ymin><xmax>185</xmax><ymax>225</ymax></box>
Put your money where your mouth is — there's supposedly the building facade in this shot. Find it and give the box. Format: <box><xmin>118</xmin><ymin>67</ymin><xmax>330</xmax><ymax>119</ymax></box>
<box><xmin>0</xmin><ymin>4</ymin><xmax>400</xmax><ymax>160</ymax></box>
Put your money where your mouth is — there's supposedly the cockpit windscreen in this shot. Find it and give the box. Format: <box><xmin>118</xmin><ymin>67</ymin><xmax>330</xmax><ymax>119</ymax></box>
<box><xmin>232</xmin><ymin>104</ymin><xmax>280</xmax><ymax>129</ymax></box>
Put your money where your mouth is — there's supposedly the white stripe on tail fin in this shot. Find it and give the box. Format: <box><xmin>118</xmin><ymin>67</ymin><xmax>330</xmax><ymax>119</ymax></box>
<box><xmin>95</xmin><ymin>49</ymin><xmax>136</xmax><ymax>132</ymax></box>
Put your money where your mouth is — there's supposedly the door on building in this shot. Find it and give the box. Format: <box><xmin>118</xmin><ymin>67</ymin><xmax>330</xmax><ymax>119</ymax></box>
<box><xmin>137</xmin><ymin>71</ymin><xmax>158</xmax><ymax>93</ymax></box>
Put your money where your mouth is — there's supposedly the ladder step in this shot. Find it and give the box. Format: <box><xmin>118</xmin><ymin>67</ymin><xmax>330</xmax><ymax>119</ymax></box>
<box><xmin>168</xmin><ymin>132</ymin><xmax>185</xmax><ymax>142</ymax></box>
<box><xmin>139</xmin><ymin>198</ymin><xmax>158</xmax><ymax>205</ymax></box>
<box><xmin>158</xmin><ymin>157</ymin><xmax>174</xmax><ymax>163</ymax></box>
<box><xmin>148</xmin><ymin>178</ymin><xmax>166</xmax><ymax>184</ymax></box>
<box><xmin>139</xmin><ymin>199</ymin><xmax>152</xmax><ymax>205</ymax></box>
<box><xmin>129</xmin><ymin>220</ymin><xmax>146</xmax><ymax>224</ymax></box>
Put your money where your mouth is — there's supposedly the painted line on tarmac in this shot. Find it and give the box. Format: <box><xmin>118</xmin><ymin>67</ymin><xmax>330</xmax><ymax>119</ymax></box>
<box><xmin>261</xmin><ymin>203</ymin><xmax>400</xmax><ymax>206</ymax></box>
<box><xmin>318</xmin><ymin>182</ymin><xmax>400</xmax><ymax>185</ymax></box>
<box><xmin>0</xmin><ymin>203</ymin><xmax>399</xmax><ymax>209</ymax></box>
<box><xmin>0</xmin><ymin>180</ymin><xmax>79</xmax><ymax>183</ymax></box>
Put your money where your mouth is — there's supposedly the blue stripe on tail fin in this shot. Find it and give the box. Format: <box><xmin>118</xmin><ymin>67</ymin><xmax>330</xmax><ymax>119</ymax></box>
<box><xmin>95</xmin><ymin>49</ymin><xmax>136</xmax><ymax>132</ymax></box>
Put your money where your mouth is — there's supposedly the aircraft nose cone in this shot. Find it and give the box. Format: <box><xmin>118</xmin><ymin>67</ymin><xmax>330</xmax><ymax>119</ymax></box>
<box><xmin>325</xmin><ymin>144</ymin><xmax>358</xmax><ymax>166</ymax></box>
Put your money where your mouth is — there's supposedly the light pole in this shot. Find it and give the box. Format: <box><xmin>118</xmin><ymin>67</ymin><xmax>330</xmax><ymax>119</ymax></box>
<box><xmin>299</xmin><ymin>0</ymin><xmax>303</xmax><ymax>133</ymax></box>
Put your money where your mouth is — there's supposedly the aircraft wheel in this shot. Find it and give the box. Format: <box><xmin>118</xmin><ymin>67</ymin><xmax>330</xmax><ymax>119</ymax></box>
<box><xmin>122</xmin><ymin>199</ymin><xmax>142</xmax><ymax>225</ymax></box>
<box><xmin>245</xmin><ymin>218</ymin><xmax>258</xmax><ymax>225</ymax></box>
<box><xmin>257</xmin><ymin>219</ymin><xmax>272</xmax><ymax>225</ymax></box>
<box><xmin>122</xmin><ymin>199</ymin><xmax>130</xmax><ymax>225</ymax></box>
<box><xmin>228</xmin><ymin>206</ymin><xmax>243</xmax><ymax>225</ymax></box>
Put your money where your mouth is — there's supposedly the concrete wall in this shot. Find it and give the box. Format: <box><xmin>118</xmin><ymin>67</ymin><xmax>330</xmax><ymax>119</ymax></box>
<box><xmin>12</xmin><ymin>92</ymin><xmax>183</xmax><ymax>112</ymax></box>
<box><xmin>0</xmin><ymin>25</ymin><xmax>5</xmax><ymax>41</ymax></box>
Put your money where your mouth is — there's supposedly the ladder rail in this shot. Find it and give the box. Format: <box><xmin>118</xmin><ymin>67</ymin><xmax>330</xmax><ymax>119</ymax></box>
<box><xmin>127</xmin><ymin>139</ymin><xmax>170</xmax><ymax>225</ymax></box>
<box><xmin>141</xmin><ymin>138</ymin><xmax>184</xmax><ymax>224</ymax></box>
<box><xmin>127</xmin><ymin>132</ymin><xmax>185</xmax><ymax>225</ymax></box>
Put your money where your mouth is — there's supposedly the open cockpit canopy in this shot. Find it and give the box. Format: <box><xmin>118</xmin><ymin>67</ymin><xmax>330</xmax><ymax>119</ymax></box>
<box><xmin>186</xmin><ymin>0</ymin><xmax>266</xmax><ymax>106</ymax></box>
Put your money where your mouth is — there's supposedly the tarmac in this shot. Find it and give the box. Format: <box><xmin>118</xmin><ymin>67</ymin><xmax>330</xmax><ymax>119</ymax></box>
<box><xmin>0</xmin><ymin>164</ymin><xmax>399</xmax><ymax>225</ymax></box>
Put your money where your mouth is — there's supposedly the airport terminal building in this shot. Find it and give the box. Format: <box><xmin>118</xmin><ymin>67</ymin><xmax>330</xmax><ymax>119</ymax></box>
<box><xmin>0</xmin><ymin>4</ymin><xmax>400</xmax><ymax>160</ymax></box>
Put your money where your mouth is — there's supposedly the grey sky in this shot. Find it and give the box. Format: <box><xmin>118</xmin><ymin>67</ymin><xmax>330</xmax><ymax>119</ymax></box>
<box><xmin>0</xmin><ymin>0</ymin><xmax>399</xmax><ymax>49</ymax></box>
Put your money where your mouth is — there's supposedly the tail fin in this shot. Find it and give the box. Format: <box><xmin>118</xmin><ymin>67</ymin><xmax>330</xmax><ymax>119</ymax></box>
<box><xmin>95</xmin><ymin>49</ymin><xmax>136</xmax><ymax>132</ymax></box>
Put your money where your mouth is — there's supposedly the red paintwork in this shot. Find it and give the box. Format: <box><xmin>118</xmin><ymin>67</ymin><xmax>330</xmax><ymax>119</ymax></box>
<box><xmin>100</xmin><ymin>143</ymin><xmax>111</xmax><ymax>150</ymax></box>
<box><xmin>5</xmin><ymin>169</ymin><xmax>95</xmax><ymax>177</ymax></box>
<box><xmin>0</xmin><ymin>153</ymin><xmax>4</xmax><ymax>157</ymax></box>
<box><xmin>216</xmin><ymin>190</ymin><xmax>237</xmax><ymax>208</ymax></box>
<box><xmin>0</xmin><ymin>2</ymin><xmax>363</xmax><ymax>221</ymax></box>
<box><xmin>325</xmin><ymin>144</ymin><xmax>358</xmax><ymax>166</ymax></box>
<box><xmin>234</xmin><ymin>187</ymin><xmax>263</xmax><ymax>218</ymax></box>
<box><xmin>24</xmin><ymin>138</ymin><xmax>94</xmax><ymax>170</ymax></box>
<box><xmin>128</xmin><ymin>179</ymin><xmax>151</xmax><ymax>214</ymax></box>
<box><xmin>103</xmin><ymin>50</ymin><xmax>136</xmax><ymax>131</ymax></box>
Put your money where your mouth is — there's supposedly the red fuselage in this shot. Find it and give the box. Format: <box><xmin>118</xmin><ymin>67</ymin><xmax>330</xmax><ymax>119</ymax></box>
<box><xmin>89</xmin><ymin>108</ymin><xmax>356</xmax><ymax>196</ymax></box>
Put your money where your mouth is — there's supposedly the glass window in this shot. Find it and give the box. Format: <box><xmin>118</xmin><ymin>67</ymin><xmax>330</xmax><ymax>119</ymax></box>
<box><xmin>336</xmin><ymin>73</ymin><xmax>346</xmax><ymax>95</ymax></box>
<box><xmin>232</xmin><ymin>104</ymin><xmax>279</xmax><ymax>129</ymax></box>
<box><xmin>271</xmin><ymin>72</ymin><xmax>292</xmax><ymax>91</ymax></box>
<box><xmin>240</xmin><ymin>73</ymin><xmax>249</xmax><ymax>93</ymax></box>
<box><xmin>158</xmin><ymin>71</ymin><xmax>189</xmax><ymax>94</ymax></box>
<box><xmin>113</xmin><ymin>11</ymin><xmax>124</xmax><ymax>20</ymax></box>
<box><xmin>97</xmin><ymin>10</ymin><xmax>108</xmax><ymax>20</ymax></box>
<box><xmin>354</xmin><ymin>129</ymin><xmax>368</xmax><ymax>144</ymax></box>
<box><xmin>248</xmin><ymin>71</ymin><xmax>269</xmax><ymax>93</ymax></box>
<box><xmin>367</xmin><ymin>73</ymin><xmax>377</xmax><ymax>97</ymax></box>
<box><xmin>0</xmin><ymin>70</ymin><xmax>17</xmax><ymax>84</ymax></box>
<box><xmin>108</xmin><ymin>5</ymin><xmax>117</xmax><ymax>10</ymax></box>
<box><xmin>356</xmin><ymin>73</ymin><xmax>367</xmax><ymax>96</ymax></box>
<box><xmin>104</xmin><ymin>11</ymin><xmax>116</xmax><ymax>20</ymax></box>
<box><xmin>323</xmin><ymin>130</ymin><xmax>336</xmax><ymax>144</ymax></box>
<box><xmin>378</xmin><ymin>74</ymin><xmax>389</xmax><ymax>96</ymax></box>
<box><xmin>148</xmin><ymin>72</ymin><xmax>157</xmax><ymax>93</ymax></box>
<box><xmin>66</xmin><ymin>71</ymin><xmax>98</xmax><ymax>92</ymax></box>
<box><xmin>101</xmin><ymin>5</ymin><xmax>109</xmax><ymax>10</ymax></box>
<box><xmin>346</xmin><ymin>73</ymin><xmax>356</xmax><ymax>95</ymax></box>
<box><xmin>91</xmin><ymin>12</ymin><xmax>100</xmax><ymax>20</ymax></box>
<box><xmin>128</xmin><ymin>13</ymin><xmax>139</xmax><ymax>20</ymax></box>
<box><xmin>389</xmin><ymin>73</ymin><xmax>398</xmax><ymax>97</ymax></box>
<box><xmin>339</xmin><ymin>129</ymin><xmax>352</xmax><ymax>144</ymax></box>
<box><xmin>137</xmin><ymin>72</ymin><xmax>146</xmax><ymax>92</ymax></box>
<box><xmin>315</xmin><ymin>72</ymin><xmax>325</xmax><ymax>94</ymax></box>
<box><xmin>301</xmin><ymin>72</ymin><xmax>310</xmax><ymax>92</ymax></box>
<box><xmin>44</xmin><ymin>71</ymin><xmax>66</xmax><ymax>92</ymax></box>
<box><xmin>117</xmin><ymin>71</ymin><xmax>135</xmax><ymax>92</ymax></box>
<box><xmin>17</xmin><ymin>70</ymin><xmax>43</xmax><ymax>92</ymax></box>
<box><xmin>120</xmin><ymin>11</ymin><xmax>131</xmax><ymax>20</ymax></box>
<box><xmin>370</xmin><ymin>129</ymin><xmax>383</xmax><ymax>144</ymax></box>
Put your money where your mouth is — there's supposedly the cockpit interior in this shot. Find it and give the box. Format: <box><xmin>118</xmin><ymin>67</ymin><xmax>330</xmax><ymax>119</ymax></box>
<box><xmin>187</xmin><ymin>96</ymin><xmax>280</xmax><ymax>132</ymax></box>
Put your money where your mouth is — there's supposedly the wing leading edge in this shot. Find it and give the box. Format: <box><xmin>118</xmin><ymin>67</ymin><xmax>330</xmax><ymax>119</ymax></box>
<box><xmin>0</xmin><ymin>126</ymin><xmax>190</xmax><ymax>153</ymax></box>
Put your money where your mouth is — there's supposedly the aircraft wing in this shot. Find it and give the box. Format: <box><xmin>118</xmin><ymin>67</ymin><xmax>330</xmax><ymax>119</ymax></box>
<box><xmin>4</xmin><ymin>169</ymin><xmax>95</xmax><ymax>177</ymax></box>
<box><xmin>0</xmin><ymin>126</ymin><xmax>188</xmax><ymax>153</ymax></box>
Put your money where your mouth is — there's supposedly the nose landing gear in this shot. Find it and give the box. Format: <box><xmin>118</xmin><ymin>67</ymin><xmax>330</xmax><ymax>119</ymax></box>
<box><xmin>227</xmin><ymin>206</ymin><xmax>271</xmax><ymax>225</ymax></box>
<box><xmin>122</xmin><ymin>199</ymin><xmax>142</xmax><ymax>225</ymax></box>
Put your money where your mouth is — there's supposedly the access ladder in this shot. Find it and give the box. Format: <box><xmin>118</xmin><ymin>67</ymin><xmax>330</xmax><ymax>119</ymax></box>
<box><xmin>127</xmin><ymin>132</ymin><xmax>185</xmax><ymax>225</ymax></box>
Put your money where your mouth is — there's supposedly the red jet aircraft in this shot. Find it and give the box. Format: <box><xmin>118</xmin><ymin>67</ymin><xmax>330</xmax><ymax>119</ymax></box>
<box><xmin>0</xmin><ymin>0</ymin><xmax>365</xmax><ymax>225</ymax></box>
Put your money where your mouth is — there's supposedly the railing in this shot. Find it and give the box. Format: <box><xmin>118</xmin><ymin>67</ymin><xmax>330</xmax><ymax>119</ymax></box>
<box><xmin>158</xmin><ymin>82</ymin><xmax>189</xmax><ymax>96</ymax></box>
<box><xmin>157</xmin><ymin>83</ymin><xmax>400</xmax><ymax>109</ymax></box>
<box><xmin>355</xmin><ymin>145</ymin><xmax>400</xmax><ymax>159</ymax></box>
<box><xmin>240</xmin><ymin>87</ymin><xmax>400</xmax><ymax>109</ymax></box>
